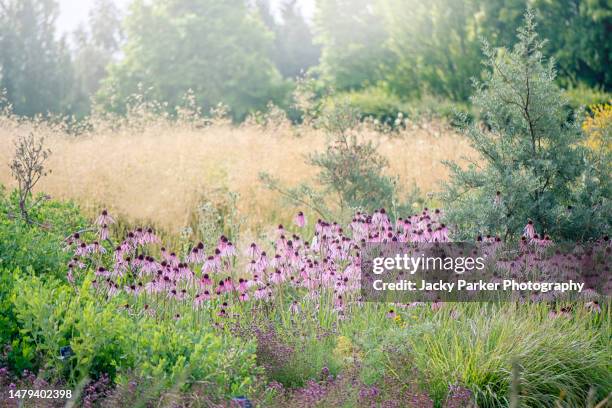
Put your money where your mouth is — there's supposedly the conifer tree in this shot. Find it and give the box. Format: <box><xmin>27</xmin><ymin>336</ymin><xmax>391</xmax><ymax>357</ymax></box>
<box><xmin>442</xmin><ymin>9</ymin><xmax>609</xmax><ymax>240</ymax></box>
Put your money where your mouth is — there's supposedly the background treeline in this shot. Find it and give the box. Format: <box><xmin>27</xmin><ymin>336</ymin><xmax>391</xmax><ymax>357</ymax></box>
<box><xmin>0</xmin><ymin>0</ymin><xmax>610</xmax><ymax>120</ymax></box>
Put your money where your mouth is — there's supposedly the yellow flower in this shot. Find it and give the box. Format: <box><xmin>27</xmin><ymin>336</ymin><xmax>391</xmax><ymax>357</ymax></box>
<box><xmin>393</xmin><ymin>314</ymin><xmax>407</xmax><ymax>328</ymax></box>
<box><xmin>583</xmin><ymin>103</ymin><xmax>612</xmax><ymax>153</ymax></box>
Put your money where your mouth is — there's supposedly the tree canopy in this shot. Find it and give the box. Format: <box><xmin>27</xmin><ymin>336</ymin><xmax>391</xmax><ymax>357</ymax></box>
<box><xmin>0</xmin><ymin>0</ymin><xmax>609</xmax><ymax>118</ymax></box>
<box><xmin>97</xmin><ymin>0</ymin><xmax>287</xmax><ymax>119</ymax></box>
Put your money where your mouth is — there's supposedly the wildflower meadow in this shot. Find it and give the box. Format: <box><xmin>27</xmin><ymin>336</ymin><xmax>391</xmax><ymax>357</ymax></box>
<box><xmin>0</xmin><ymin>4</ymin><xmax>611</xmax><ymax>408</ymax></box>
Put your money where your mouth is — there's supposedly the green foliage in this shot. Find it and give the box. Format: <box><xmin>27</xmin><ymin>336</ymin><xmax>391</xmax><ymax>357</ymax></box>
<box><xmin>0</xmin><ymin>0</ymin><xmax>73</xmax><ymax>116</ymax></box>
<box><xmin>269</xmin><ymin>334</ymin><xmax>339</xmax><ymax>389</ymax></box>
<box><xmin>98</xmin><ymin>0</ymin><xmax>288</xmax><ymax>120</ymax></box>
<box><xmin>10</xmin><ymin>272</ymin><xmax>74</xmax><ymax>377</ymax></box>
<box><xmin>442</xmin><ymin>11</ymin><xmax>609</xmax><ymax>239</ymax></box>
<box><xmin>310</xmin><ymin>101</ymin><xmax>400</xmax><ymax>213</ymax></box>
<box><xmin>134</xmin><ymin>319</ymin><xmax>258</xmax><ymax>395</ymax></box>
<box><xmin>0</xmin><ymin>268</ymin><xmax>29</xmax><ymax>372</ymax></box>
<box><xmin>564</xmin><ymin>83</ymin><xmax>612</xmax><ymax>111</ymax></box>
<box><xmin>326</xmin><ymin>86</ymin><xmax>408</xmax><ymax>125</ymax></box>
<box><xmin>256</xmin><ymin>0</ymin><xmax>321</xmax><ymax>79</ymax></box>
<box><xmin>70</xmin><ymin>0</ymin><xmax>123</xmax><ymax>117</ymax></box>
<box><xmin>314</xmin><ymin>0</ymin><xmax>610</xmax><ymax>107</ymax></box>
<box><xmin>477</xmin><ymin>0</ymin><xmax>612</xmax><ymax>90</ymax></box>
<box><xmin>0</xmin><ymin>187</ymin><xmax>88</xmax><ymax>276</ymax></box>
<box><xmin>5</xmin><ymin>269</ymin><xmax>260</xmax><ymax>398</ymax></box>
<box><xmin>381</xmin><ymin>0</ymin><xmax>483</xmax><ymax>102</ymax></box>
<box><xmin>313</xmin><ymin>0</ymin><xmax>394</xmax><ymax>90</ymax></box>
<box><xmin>0</xmin><ymin>0</ymin><xmax>610</xmax><ymax>120</ymax></box>
<box><xmin>404</xmin><ymin>303</ymin><xmax>612</xmax><ymax>406</ymax></box>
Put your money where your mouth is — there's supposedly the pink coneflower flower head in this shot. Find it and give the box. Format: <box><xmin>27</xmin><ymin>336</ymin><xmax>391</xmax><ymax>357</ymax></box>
<box><xmin>523</xmin><ymin>220</ymin><xmax>536</xmax><ymax>239</ymax></box>
<box><xmin>493</xmin><ymin>191</ymin><xmax>502</xmax><ymax>206</ymax></box>
<box><xmin>289</xmin><ymin>300</ymin><xmax>301</xmax><ymax>314</ymax></box>
<box><xmin>188</xmin><ymin>244</ymin><xmax>205</xmax><ymax>263</ymax></box>
<box><xmin>536</xmin><ymin>235</ymin><xmax>553</xmax><ymax>248</ymax></box>
<box><xmin>99</xmin><ymin>224</ymin><xmax>109</xmax><ymax>241</ymax></box>
<box><xmin>238</xmin><ymin>278</ymin><xmax>248</xmax><ymax>292</ymax></box>
<box><xmin>585</xmin><ymin>301</ymin><xmax>601</xmax><ymax>313</ymax></box>
<box><xmin>142</xmin><ymin>228</ymin><xmax>160</xmax><ymax>244</ymax></box>
<box><xmin>223</xmin><ymin>277</ymin><xmax>234</xmax><ymax>292</ymax></box>
<box><xmin>247</xmin><ymin>242</ymin><xmax>260</xmax><ymax>258</ymax></box>
<box><xmin>294</xmin><ymin>211</ymin><xmax>306</xmax><ymax>228</ymax></box>
<box><xmin>221</xmin><ymin>241</ymin><xmax>236</xmax><ymax>257</ymax></box>
<box><xmin>386</xmin><ymin>309</ymin><xmax>396</xmax><ymax>318</ymax></box>
<box><xmin>193</xmin><ymin>293</ymin><xmax>205</xmax><ymax>309</ymax></box>
<box><xmin>75</xmin><ymin>242</ymin><xmax>89</xmax><ymax>256</ymax></box>
<box><xmin>254</xmin><ymin>287</ymin><xmax>267</xmax><ymax>300</ymax></box>
<box><xmin>271</xmin><ymin>268</ymin><xmax>283</xmax><ymax>284</ymax></box>
<box><xmin>203</xmin><ymin>255</ymin><xmax>220</xmax><ymax>273</ymax></box>
<box><xmin>200</xmin><ymin>273</ymin><xmax>212</xmax><ymax>287</ymax></box>
<box><xmin>96</xmin><ymin>209</ymin><xmax>115</xmax><ymax>226</ymax></box>
<box><xmin>519</xmin><ymin>236</ymin><xmax>528</xmax><ymax>251</ymax></box>
<box><xmin>89</xmin><ymin>241</ymin><xmax>106</xmax><ymax>254</ymax></box>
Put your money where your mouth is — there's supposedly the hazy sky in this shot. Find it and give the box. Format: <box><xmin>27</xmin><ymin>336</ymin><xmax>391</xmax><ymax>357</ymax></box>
<box><xmin>57</xmin><ymin>0</ymin><xmax>315</xmax><ymax>34</ymax></box>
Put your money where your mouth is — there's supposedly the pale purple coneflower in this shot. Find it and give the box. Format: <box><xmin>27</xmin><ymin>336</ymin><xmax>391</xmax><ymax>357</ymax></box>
<box><xmin>200</xmin><ymin>273</ymin><xmax>212</xmax><ymax>287</ymax></box>
<box><xmin>99</xmin><ymin>224</ymin><xmax>109</xmax><ymax>241</ymax></box>
<box><xmin>585</xmin><ymin>301</ymin><xmax>601</xmax><ymax>313</ymax></box>
<box><xmin>289</xmin><ymin>300</ymin><xmax>301</xmax><ymax>314</ymax></box>
<box><xmin>96</xmin><ymin>209</ymin><xmax>115</xmax><ymax>226</ymax></box>
<box><xmin>246</xmin><ymin>242</ymin><xmax>261</xmax><ymax>258</ymax></box>
<box><xmin>294</xmin><ymin>211</ymin><xmax>306</xmax><ymax>228</ymax></box>
<box><xmin>523</xmin><ymin>220</ymin><xmax>536</xmax><ymax>239</ymax></box>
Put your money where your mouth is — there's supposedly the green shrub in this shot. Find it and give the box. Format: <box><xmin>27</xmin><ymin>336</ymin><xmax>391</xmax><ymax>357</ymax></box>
<box><xmin>9</xmin><ymin>270</ymin><xmax>72</xmax><ymax>376</ymax></box>
<box><xmin>310</xmin><ymin>100</ymin><xmax>405</xmax><ymax>215</ymax></box>
<box><xmin>132</xmin><ymin>317</ymin><xmax>259</xmax><ymax>395</ymax></box>
<box><xmin>325</xmin><ymin>86</ymin><xmax>409</xmax><ymax>125</ymax></box>
<box><xmin>0</xmin><ymin>268</ymin><xmax>37</xmax><ymax>373</ymax></box>
<box><xmin>6</xmin><ymin>269</ymin><xmax>260</xmax><ymax>399</ymax></box>
<box><xmin>564</xmin><ymin>83</ymin><xmax>611</xmax><ymax>111</ymax></box>
<box><xmin>405</xmin><ymin>93</ymin><xmax>476</xmax><ymax>126</ymax></box>
<box><xmin>0</xmin><ymin>186</ymin><xmax>88</xmax><ymax>277</ymax></box>
<box><xmin>325</xmin><ymin>88</ymin><xmax>476</xmax><ymax>128</ymax></box>
<box><xmin>261</xmin><ymin>100</ymin><xmax>411</xmax><ymax>220</ymax></box>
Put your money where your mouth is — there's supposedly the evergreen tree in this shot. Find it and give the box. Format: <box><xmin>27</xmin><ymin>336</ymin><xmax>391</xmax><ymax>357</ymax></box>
<box><xmin>441</xmin><ymin>10</ymin><xmax>609</xmax><ymax>240</ymax></box>
<box><xmin>0</xmin><ymin>0</ymin><xmax>73</xmax><ymax>116</ymax></box>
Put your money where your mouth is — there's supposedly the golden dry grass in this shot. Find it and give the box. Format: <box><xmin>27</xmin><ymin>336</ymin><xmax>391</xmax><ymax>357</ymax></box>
<box><xmin>0</xmin><ymin>114</ymin><xmax>475</xmax><ymax>234</ymax></box>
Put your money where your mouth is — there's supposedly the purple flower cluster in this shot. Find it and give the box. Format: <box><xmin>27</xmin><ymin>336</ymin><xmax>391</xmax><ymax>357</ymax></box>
<box><xmin>64</xmin><ymin>208</ymin><xmax>609</xmax><ymax>322</ymax></box>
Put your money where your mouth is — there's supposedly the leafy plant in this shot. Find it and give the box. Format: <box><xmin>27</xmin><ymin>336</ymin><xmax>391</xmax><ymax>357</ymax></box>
<box><xmin>261</xmin><ymin>100</ymin><xmax>408</xmax><ymax>220</ymax></box>
<box><xmin>442</xmin><ymin>9</ymin><xmax>609</xmax><ymax>240</ymax></box>
<box><xmin>0</xmin><ymin>187</ymin><xmax>88</xmax><ymax>277</ymax></box>
<box><xmin>404</xmin><ymin>303</ymin><xmax>611</xmax><ymax>406</ymax></box>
